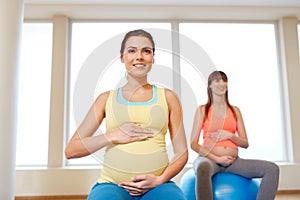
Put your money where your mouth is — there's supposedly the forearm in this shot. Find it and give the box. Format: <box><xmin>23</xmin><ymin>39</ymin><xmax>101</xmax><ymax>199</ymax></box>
<box><xmin>65</xmin><ymin>133</ymin><xmax>111</xmax><ymax>159</ymax></box>
<box><xmin>230</xmin><ymin>134</ymin><xmax>248</xmax><ymax>148</ymax></box>
<box><xmin>65</xmin><ymin>123</ymin><xmax>154</xmax><ymax>159</ymax></box>
<box><xmin>159</xmin><ymin>149</ymin><xmax>188</xmax><ymax>184</ymax></box>
<box><xmin>198</xmin><ymin>146</ymin><xmax>219</xmax><ymax>162</ymax></box>
<box><xmin>192</xmin><ymin>141</ymin><xmax>217</xmax><ymax>159</ymax></box>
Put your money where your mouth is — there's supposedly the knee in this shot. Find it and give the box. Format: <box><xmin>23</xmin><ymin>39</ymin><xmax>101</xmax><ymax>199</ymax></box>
<box><xmin>270</xmin><ymin>162</ymin><xmax>280</xmax><ymax>176</ymax></box>
<box><xmin>265</xmin><ymin>162</ymin><xmax>280</xmax><ymax>178</ymax></box>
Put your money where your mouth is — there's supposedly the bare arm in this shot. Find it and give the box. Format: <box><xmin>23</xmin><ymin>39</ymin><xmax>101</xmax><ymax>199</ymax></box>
<box><xmin>65</xmin><ymin>91</ymin><xmax>153</xmax><ymax>159</ymax></box>
<box><xmin>190</xmin><ymin>106</ymin><xmax>204</xmax><ymax>154</ymax></box>
<box><xmin>158</xmin><ymin>89</ymin><xmax>188</xmax><ymax>183</ymax></box>
<box><xmin>230</xmin><ymin>106</ymin><xmax>249</xmax><ymax>148</ymax></box>
<box><xmin>65</xmin><ymin>92</ymin><xmax>109</xmax><ymax>159</ymax></box>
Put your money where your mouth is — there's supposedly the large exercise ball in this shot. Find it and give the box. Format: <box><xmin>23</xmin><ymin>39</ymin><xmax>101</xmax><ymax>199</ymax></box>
<box><xmin>179</xmin><ymin>169</ymin><xmax>261</xmax><ymax>200</ymax></box>
<box><xmin>212</xmin><ymin>172</ymin><xmax>260</xmax><ymax>200</ymax></box>
<box><xmin>179</xmin><ymin>169</ymin><xmax>196</xmax><ymax>200</ymax></box>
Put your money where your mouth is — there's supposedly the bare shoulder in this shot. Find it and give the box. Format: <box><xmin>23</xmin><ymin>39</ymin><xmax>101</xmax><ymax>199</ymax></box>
<box><xmin>231</xmin><ymin>105</ymin><xmax>242</xmax><ymax>117</ymax></box>
<box><xmin>199</xmin><ymin>105</ymin><xmax>205</xmax><ymax>112</ymax></box>
<box><xmin>164</xmin><ymin>88</ymin><xmax>180</xmax><ymax>102</ymax></box>
<box><xmin>163</xmin><ymin>88</ymin><xmax>182</xmax><ymax>111</ymax></box>
<box><xmin>197</xmin><ymin>105</ymin><xmax>206</xmax><ymax>117</ymax></box>
<box><xmin>93</xmin><ymin>91</ymin><xmax>111</xmax><ymax>113</ymax></box>
<box><xmin>164</xmin><ymin>88</ymin><xmax>178</xmax><ymax>98</ymax></box>
<box><xmin>95</xmin><ymin>90</ymin><xmax>110</xmax><ymax>104</ymax></box>
<box><xmin>231</xmin><ymin>105</ymin><xmax>240</xmax><ymax>112</ymax></box>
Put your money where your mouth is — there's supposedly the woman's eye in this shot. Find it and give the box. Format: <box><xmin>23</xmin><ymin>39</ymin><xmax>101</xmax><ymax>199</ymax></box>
<box><xmin>128</xmin><ymin>49</ymin><xmax>136</xmax><ymax>53</ymax></box>
<box><xmin>144</xmin><ymin>49</ymin><xmax>152</xmax><ymax>54</ymax></box>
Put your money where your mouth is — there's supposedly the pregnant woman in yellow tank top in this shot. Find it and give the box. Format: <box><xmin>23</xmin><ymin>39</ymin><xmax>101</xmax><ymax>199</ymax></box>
<box><xmin>65</xmin><ymin>29</ymin><xmax>188</xmax><ymax>200</ymax></box>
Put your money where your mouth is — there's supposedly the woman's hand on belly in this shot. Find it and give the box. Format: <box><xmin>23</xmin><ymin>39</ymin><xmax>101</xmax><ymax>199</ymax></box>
<box><xmin>215</xmin><ymin>155</ymin><xmax>236</xmax><ymax>167</ymax></box>
<box><xmin>208</xmin><ymin>130</ymin><xmax>233</xmax><ymax>142</ymax></box>
<box><xmin>118</xmin><ymin>174</ymin><xmax>162</xmax><ymax>196</ymax></box>
<box><xmin>211</xmin><ymin>146</ymin><xmax>238</xmax><ymax>166</ymax></box>
<box><xmin>106</xmin><ymin>123</ymin><xmax>153</xmax><ymax>144</ymax></box>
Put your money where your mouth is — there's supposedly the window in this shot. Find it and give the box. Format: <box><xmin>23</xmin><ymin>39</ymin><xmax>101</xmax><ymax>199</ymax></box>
<box><xmin>16</xmin><ymin>23</ymin><xmax>53</xmax><ymax>166</ymax></box>
<box><xmin>16</xmin><ymin>21</ymin><xmax>285</xmax><ymax>167</ymax></box>
<box><xmin>68</xmin><ymin>22</ymin><xmax>172</xmax><ymax>165</ymax></box>
<box><xmin>180</xmin><ymin>23</ymin><xmax>285</xmax><ymax>162</ymax></box>
<box><xmin>68</xmin><ymin>22</ymin><xmax>285</xmax><ymax>166</ymax></box>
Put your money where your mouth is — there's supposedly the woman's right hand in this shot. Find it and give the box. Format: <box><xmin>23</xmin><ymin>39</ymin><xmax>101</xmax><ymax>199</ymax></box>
<box><xmin>106</xmin><ymin>123</ymin><xmax>153</xmax><ymax>144</ymax></box>
<box><xmin>215</xmin><ymin>155</ymin><xmax>236</xmax><ymax>166</ymax></box>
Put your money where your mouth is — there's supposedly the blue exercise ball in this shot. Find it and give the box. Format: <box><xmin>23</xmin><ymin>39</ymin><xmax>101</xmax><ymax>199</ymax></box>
<box><xmin>179</xmin><ymin>169</ymin><xmax>196</xmax><ymax>200</ymax></box>
<box><xmin>179</xmin><ymin>169</ymin><xmax>261</xmax><ymax>200</ymax></box>
<box><xmin>212</xmin><ymin>172</ymin><xmax>260</xmax><ymax>200</ymax></box>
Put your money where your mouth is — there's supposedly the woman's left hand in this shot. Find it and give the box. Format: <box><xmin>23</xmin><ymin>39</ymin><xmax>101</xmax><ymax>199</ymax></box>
<box><xmin>209</xmin><ymin>130</ymin><xmax>233</xmax><ymax>141</ymax></box>
<box><xmin>118</xmin><ymin>174</ymin><xmax>162</xmax><ymax>196</ymax></box>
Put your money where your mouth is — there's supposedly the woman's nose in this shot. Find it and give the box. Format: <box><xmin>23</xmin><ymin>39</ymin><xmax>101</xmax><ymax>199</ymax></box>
<box><xmin>136</xmin><ymin>50</ymin><xmax>143</xmax><ymax>59</ymax></box>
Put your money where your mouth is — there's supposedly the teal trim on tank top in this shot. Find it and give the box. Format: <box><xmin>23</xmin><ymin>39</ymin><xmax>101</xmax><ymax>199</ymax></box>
<box><xmin>117</xmin><ymin>85</ymin><xmax>158</xmax><ymax>106</ymax></box>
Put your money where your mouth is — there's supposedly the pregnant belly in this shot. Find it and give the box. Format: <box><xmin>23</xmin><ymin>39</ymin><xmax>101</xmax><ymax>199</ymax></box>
<box><xmin>211</xmin><ymin>146</ymin><xmax>238</xmax><ymax>157</ymax></box>
<box><xmin>100</xmin><ymin>163</ymin><xmax>167</xmax><ymax>183</ymax></box>
<box><xmin>99</xmin><ymin>144</ymin><xmax>169</xmax><ymax>183</ymax></box>
<box><xmin>105</xmin><ymin>146</ymin><xmax>168</xmax><ymax>170</ymax></box>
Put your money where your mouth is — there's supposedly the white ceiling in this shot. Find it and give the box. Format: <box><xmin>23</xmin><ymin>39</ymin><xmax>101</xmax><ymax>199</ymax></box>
<box><xmin>24</xmin><ymin>0</ymin><xmax>300</xmax><ymax>7</ymax></box>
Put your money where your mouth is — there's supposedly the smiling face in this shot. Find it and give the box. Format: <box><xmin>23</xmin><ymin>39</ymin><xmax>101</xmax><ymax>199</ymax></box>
<box><xmin>207</xmin><ymin>71</ymin><xmax>228</xmax><ymax>98</ymax></box>
<box><xmin>210</xmin><ymin>78</ymin><xmax>228</xmax><ymax>96</ymax></box>
<box><xmin>120</xmin><ymin>36</ymin><xmax>154</xmax><ymax>79</ymax></box>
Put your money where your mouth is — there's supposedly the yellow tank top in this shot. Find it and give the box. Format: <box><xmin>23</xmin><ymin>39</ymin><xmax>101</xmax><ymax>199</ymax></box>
<box><xmin>98</xmin><ymin>85</ymin><xmax>169</xmax><ymax>184</ymax></box>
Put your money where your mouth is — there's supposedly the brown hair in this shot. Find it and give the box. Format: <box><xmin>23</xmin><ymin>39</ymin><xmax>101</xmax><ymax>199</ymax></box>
<box><xmin>204</xmin><ymin>71</ymin><xmax>236</xmax><ymax>119</ymax></box>
<box><xmin>120</xmin><ymin>29</ymin><xmax>155</xmax><ymax>55</ymax></box>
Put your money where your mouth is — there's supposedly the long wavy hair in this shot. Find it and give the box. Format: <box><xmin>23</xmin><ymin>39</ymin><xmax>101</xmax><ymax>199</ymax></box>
<box><xmin>204</xmin><ymin>71</ymin><xmax>236</xmax><ymax>119</ymax></box>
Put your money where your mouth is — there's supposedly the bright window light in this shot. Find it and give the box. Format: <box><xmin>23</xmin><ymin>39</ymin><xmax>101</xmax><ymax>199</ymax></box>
<box><xmin>16</xmin><ymin>23</ymin><xmax>53</xmax><ymax>166</ymax></box>
<box><xmin>180</xmin><ymin>23</ymin><xmax>285</xmax><ymax>162</ymax></box>
<box><xmin>68</xmin><ymin>22</ymin><xmax>172</xmax><ymax>165</ymax></box>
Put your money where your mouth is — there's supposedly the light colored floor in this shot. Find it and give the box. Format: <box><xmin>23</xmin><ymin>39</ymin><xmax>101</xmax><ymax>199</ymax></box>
<box><xmin>275</xmin><ymin>193</ymin><xmax>300</xmax><ymax>200</ymax></box>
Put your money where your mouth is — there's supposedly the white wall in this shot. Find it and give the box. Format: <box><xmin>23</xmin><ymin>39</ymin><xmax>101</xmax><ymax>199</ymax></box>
<box><xmin>0</xmin><ymin>0</ymin><xmax>24</xmax><ymax>199</ymax></box>
<box><xmin>13</xmin><ymin>3</ymin><xmax>300</xmax><ymax>196</ymax></box>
